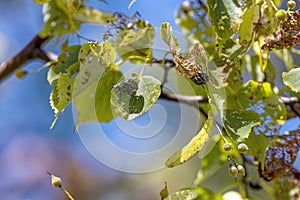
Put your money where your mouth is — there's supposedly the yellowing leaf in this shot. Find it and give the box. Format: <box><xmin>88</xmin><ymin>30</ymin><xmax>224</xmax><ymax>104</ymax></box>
<box><xmin>165</xmin><ymin>111</ymin><xmax>214</xmax><ymax>168</ymax></box>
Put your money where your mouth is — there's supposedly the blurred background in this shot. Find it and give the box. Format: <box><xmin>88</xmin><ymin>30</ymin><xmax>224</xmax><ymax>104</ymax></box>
<box><xmin>0</xmin><ymin>0</ymin><xmax>204</xmax><ymax>199</ymax></box>
<box><xmin>1</xmin><ymin>0</ymin><xmax>300</xmax><ymax>200</ymax></box>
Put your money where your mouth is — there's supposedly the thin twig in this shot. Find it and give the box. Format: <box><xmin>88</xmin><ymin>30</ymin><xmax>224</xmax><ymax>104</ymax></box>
<box><xmin>0</xmin><ymin>35</ymin><xmax>55</xmax><ymax>82</ymax></box>
<box><xmin>159</xmin><ymin>91</ymin><xmax>208</xmax><ymax>105</ymax></box>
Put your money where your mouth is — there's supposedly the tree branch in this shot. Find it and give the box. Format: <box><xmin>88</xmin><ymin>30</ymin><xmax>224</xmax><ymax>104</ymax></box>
<box><xmin>160</xmin><ymin>91</ymin><xmax>209</xmax><ymax>105</ymax></box>
<box><xmin>160</xmin><ymin>92</ymin><xmax>300</xmax><ymax>110</ymax></box>
<box><xmin>0</xmin><ymin>35</ymin><xmax>56</xmax><ymax>82</ymax></box>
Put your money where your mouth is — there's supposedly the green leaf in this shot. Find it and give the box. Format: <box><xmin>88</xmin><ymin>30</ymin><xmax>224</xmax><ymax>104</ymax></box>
<box><xmin>239</xmin><ymin>4</ymin><xmax>259</xmax><ymax>46</ymax></box>
<box><xmin>160</xmin><ymin>22</ymin><xmax>180</xmax><ymax>52</ymax></box>
<box><xmin>50</xmin><ymin>74</ymin><xmax>74</xmax><ymax>128</ymax></box>
<box><xmin>223</xmin><ymin>110</ymin><xmax>261</xmax><ymax>139</ymax></box>
<box><xmin>164</xmin><ymin>190</ymin><xmax>198</xmax><ymax>200</ymax></box>
<box><xmin>282</xmin><ymin>68</ymin><xmax>300</xmax><ymax>93</ymax></box>
<box><xmin>73</xmin><ymin>41</ymin><xmax>114</xmax><ymax>97</ymax></box>
<box><xmin>207</xmin><ymin>0</ymin><xmax>242</xmax><ymax>46</ymax></box>
<box><xmin>95</xmin><ymin>70</ymin><xmax>123</xmax><ymax>122</ymax></box>
<box><xmin>165</xmin><ymin>111</ymin><xmax>214</xmax><ymax>168</ymax></box>
<box><xmin>110</xmin><ymin>75</ymin><xmax>161</xmax><ymax>120</ymax></box>
<box><xmin>52</xmin><ymin>45</ymin><xmax>81</xmax><ymax>75</ymax></box>
<box><xmin>73</xmin><ymin>6</ymin><xmax>113</xmax><ymax>24</ymax></box>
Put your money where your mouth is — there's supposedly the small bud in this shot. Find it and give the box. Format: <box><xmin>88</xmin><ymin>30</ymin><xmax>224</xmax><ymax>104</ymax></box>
<box><xmin>160</xmin><ymin>182</ymin><xmax>169</xmax><ymax>200</ymax></box>
<box><xmin>288</xmin><ymin>1</ymin><xmax>296</xmax><ymax>9</ymax></box>
<box><xmin>275</xmin><ymin>10</ymin><xmax>287</xmax><ymax>20</ymax></box>
<box><xmin>15</xmin><ymin>69</ymin><xmax>27</xmax><ymax>79</ymax></box>
<box><xmin>237</xmin><ymin>143</ymin><xmax>249</xmax><ymax>153</ymax></box>
<box><xmin>228</xmin><ymin>166</ymin><xmax>238</xmax><ymax>178</ymax></box>
<box><xmin>50</xmin><ymin>174</ymin><xmax>62</xmax><ymax>187</ymax></box>
<box><xmin>223</xmin><ymin>143</ymin><xmax>233</xmax><ymax>151</ymax></box>
<box><xmin>237</xmin><ymin>165</ymin><xmax>246</xmax><ymax>176</ymax></box>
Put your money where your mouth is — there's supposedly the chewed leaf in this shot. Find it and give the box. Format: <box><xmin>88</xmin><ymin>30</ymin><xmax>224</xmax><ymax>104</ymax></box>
<box><xmin>282</xmin><ymin>68</ymin><xmax>300</xmax><ymax>92</ymax></box>
<box><xmin>165</xmin><ymin>111</ymin><xmax>214</xmax><ymax>168</ymax></box>
<box><xmin>164</xmin><ymin>190</ymin><xmax>198</xmax><ymax>200</ymax></box>
<box><xmin>111</xmin><ymin>75</ymin><xmax>161</xmax><ymax>120</ymax></box>
<box><xmin>95</xmin><ymin>70</ymin><xmax>123</xmax><ymax>123</ymax></box>
<box><xmin>223</xmin><ymin>110</ymin><xmax>261</xmax><ymax>139</ymax></box>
